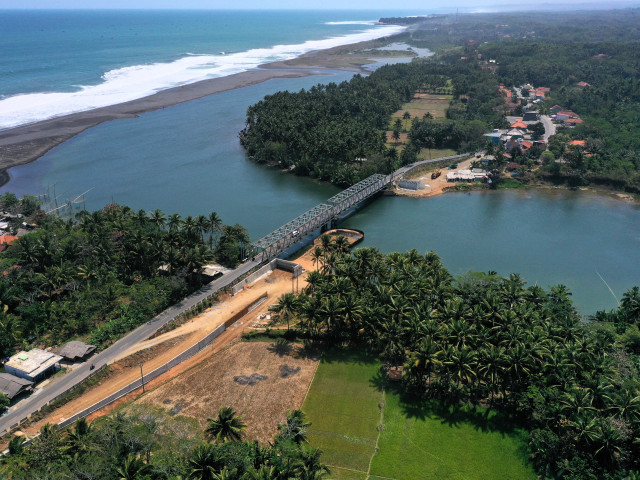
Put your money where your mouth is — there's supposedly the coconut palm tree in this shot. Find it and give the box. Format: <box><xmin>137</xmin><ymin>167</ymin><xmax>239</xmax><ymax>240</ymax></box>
<box><xmin>188</xmin><ymin>444</ymin><xmax>225</xmax><ymax>480</ymax></box>
<box><xmin>270</xmin><ymin>293</ymin><xmax>298</xmax><ymax>331</ymax></box>
<box><xmin>116</xmin><ymin>454</ymin><xmax>152</xmax><ymax>480</ymax></box>
<box><xmin>243</xmin><ymin>465</ymin><xmax>279</xmax><ymax>480</ymax></box>
<box><xmin>277</xmin><ymin>409</ymin><xmax>311</xmax><ymax>444</ymax></box>
<box><xmin>150</xmin><ymin>209</ymin><xmax>166</xmax><ymax>229</ymax></box>
<box><xmin>205</xmin><ymin>407</ymin><xmax>246</xmax><ymax>443</ymax></box>
<box><xmin>295</xmin><ymin>445</ymin><xmax>330</xmax><ymax>480</ymax></box>
<box><xmin>64</xmin><ymin>417</ymin><xmax>94</xmax><ymax>457</ymax></box>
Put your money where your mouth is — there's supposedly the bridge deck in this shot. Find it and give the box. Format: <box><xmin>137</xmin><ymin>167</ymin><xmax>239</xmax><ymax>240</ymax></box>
<box><xmin>251</xmin><ymin>174</ymin><xmax>390</xmax><ymax>260</ymax></box>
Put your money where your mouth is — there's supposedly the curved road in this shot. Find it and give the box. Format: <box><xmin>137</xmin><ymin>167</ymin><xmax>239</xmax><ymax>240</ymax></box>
<box><xmin>0</xmin><ymin>258</ymin><xmax>260</xmax><ymax>435</ymax></box>
<box><xmin>541</xmin><ymin>114</ymin><xmax>556</xmax><ymax>142</ymax></box>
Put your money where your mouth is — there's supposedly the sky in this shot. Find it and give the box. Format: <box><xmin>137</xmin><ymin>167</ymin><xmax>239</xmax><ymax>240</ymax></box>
<box><xmin>1</xmin><ymin>0</ymin><xmax>637</xmax><ymax>9</ymax></box>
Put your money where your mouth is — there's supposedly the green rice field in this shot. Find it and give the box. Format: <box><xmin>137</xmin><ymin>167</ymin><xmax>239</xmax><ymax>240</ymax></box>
<box><xmin>302</xmin><ymin>350</ymin><xmax>536</xmax><ymax>480</ymax></box>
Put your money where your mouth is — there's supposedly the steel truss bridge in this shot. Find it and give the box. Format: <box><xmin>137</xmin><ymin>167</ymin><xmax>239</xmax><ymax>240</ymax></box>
<box><xmin>252</xmin><ymin>174</ymin><xmax>390</xmax><ymax>261</ymax></box>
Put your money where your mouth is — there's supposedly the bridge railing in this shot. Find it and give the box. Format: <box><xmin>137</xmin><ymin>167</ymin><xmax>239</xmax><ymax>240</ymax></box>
<box><xmin>251</xmin><ymin>174</ymin><xmax>390</xmax><ymax>260</ymax></box>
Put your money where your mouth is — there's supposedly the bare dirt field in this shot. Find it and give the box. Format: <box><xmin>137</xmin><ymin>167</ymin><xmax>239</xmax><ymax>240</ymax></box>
<box><xmin>393</xmin><ymin>157</ymin><xmax>475</xmax><ymax>198</ymax></box>
<box><xmin>138</xmin><ymin>341</ymin><xmax>319</xmax><ymax>443</ymax></box>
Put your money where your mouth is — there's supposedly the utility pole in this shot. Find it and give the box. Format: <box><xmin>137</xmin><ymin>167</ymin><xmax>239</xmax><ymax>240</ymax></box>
<box><xmin>139</xmin><ymin>363</ymin><xmax>145</xmax><ymax>393</ymax></box>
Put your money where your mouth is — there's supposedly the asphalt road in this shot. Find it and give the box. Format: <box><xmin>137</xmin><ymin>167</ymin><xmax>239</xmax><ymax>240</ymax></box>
<box><xmin>541</xmin><ymin>114</ymin><xmax>556</xmax><ymax>142</ymax></box>
<box><xmin>0</xmin><ymin>258</ymin><xmax>260</xmax><ymax>435</ymax></box>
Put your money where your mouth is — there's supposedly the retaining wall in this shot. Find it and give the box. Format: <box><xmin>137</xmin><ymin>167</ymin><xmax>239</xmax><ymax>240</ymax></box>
<box><xmin>231</xmin><ymin>260</ymin><xmax>277</xmax><ymax>295</ymax></box>
<box><xmin>231</xmin><ymin>259</ymin><xmax>303</xmax><ymax>295</ymax></box>
<box><xmin>398</xmin><ymin>179</ymin><xmax>422</xmax><ymax>190</ymax></box>
<box><xmin>57</xmin><ymin>321</ymin><xmax>227</xmax><ymax>430</ymax></box>
<box><xmin>3</xmin><ymin>291</ymin><xmax>264</xmax><ymax>455</ymax></box>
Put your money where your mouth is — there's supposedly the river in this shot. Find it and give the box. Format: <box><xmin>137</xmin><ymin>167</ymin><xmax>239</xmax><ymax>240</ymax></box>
<box><xmin>2</xmin><ymin>70</ymin><xmax>639</xmax><ymax>315</ymax></box>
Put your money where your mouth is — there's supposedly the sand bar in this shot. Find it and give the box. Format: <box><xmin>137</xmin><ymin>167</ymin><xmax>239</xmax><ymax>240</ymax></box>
<box><xmin>0</xmin><ymin>34</ymin><xmax>407</xmax><ymax>188</ymax></box>
<box><xmin>0</xmin><ymin>68</ymin><xmax>321</xmax><ymax>187</ymax></box>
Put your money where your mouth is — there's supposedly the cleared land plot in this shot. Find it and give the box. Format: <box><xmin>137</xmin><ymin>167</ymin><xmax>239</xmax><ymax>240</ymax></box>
<box><xmin>304</xmin><ymin>350</ymin><xmax>536</xmax><ymax>480</ymax></box>
<box><xmin>139</xmin><ymin>341</ymin><xmax>318</xmax><ymax>443</ymax></box>
<box><xmin>302</xmin><ymin>350</ymin><xmax>383</xmax><ymax>479</ymax></box>
<box><xmin>393</xmin><ymin>93</ymin><xmax>453</xmax><ymax>121</ymax></box>
<box><xmin>370</xmin><ymin>392</ymin><xmax>537</xmax><ymax>480</ymax></box>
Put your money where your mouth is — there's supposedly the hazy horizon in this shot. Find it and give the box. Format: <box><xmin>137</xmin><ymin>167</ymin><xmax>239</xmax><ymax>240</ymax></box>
<box><xmin>2</xmin><ymin>0</ymin><xmax>639</xmax><ymax>10</ymax></box>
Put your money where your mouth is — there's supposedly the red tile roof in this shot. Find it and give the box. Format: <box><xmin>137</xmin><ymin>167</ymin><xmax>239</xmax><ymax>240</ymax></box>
<box><xmin>564</xmin><ymin>118</ymin><xmax>584</xmax><ymax>124</ymax></box>
<box><xmin>568</xmin><ymin>140</ymin><xmax>587</xmax><ymax>146</ymax></box>
<box><xmin>510</xmin><ymin>121</ymin><xmax>528</xmax><ymax>129</ymax></box>
<box><xmin>0</xmin><ymin>235</ymin><xmax>18</xmax><ymax>253</ymax></box>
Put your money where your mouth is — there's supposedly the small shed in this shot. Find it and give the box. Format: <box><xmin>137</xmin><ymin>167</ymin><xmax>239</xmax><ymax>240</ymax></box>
<box><xmin>0</xmin><ymin>372</ymin><xmax>33</xmax><ymax>400</ymax></box>
<box><xmin>4</xmin><ymin>349</ymin><xmax>62</xmax><ymax>382</ymax></box>
<box><xmin>58</xmin><ymin>341</ymin><xmax>96</xmax><ymax>362</ymax></box>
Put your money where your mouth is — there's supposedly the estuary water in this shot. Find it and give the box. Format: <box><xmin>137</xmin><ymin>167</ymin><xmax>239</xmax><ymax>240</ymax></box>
<box><xmin>1</xmin><ymin>11</ymin><xmax>638</xmax><ymax>314</ymax></box>
<box><xmin>3</xmin><ymin>66</ymin><xmax>638</xmax><ymax>314</ymax></box>
<box><xmin>343</xmin><ymin>191</ymin><xmax>640</xmax><ymax>314</ymax></box>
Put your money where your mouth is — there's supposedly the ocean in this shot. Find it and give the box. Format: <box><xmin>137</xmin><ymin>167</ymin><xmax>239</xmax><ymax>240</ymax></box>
<box><xmin>0</xmin><ymin>9</ymin><xmax>413</xmax><ymax>129</ymax></box>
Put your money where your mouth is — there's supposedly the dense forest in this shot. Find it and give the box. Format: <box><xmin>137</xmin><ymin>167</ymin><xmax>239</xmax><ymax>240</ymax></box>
<box><xmin>239</xmin><ymin>62</ymin><xmax>502</xmax><ymax>186</ymax></box>
<box><xmin>0</xmin><ymin>193</ymin><xmax>250</xmax><ymax>358</ymax></box>
<box><xmin>275</xmin><ymin>236</ymin><xmax>640</xmax><ymax>479</ymax></box>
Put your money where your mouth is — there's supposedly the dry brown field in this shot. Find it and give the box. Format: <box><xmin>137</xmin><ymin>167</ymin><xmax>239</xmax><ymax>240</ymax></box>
<box><xmin>139</xmin><ymin>341</ymin><xmax>319</xmax><ymax>443</ymax></box>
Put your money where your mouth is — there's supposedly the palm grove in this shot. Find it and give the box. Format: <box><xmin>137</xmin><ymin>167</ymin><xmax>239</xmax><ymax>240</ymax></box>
<box><xmin>241</xmin><ymin>9</ymin><xmax>640</xmax><ymax>193</ymax></box>
<box><xmin>274</xmin><ymin>237</ymin><xmax>640</xmax><ymax>479</ymax></box>
<box><xmin>0</xmin><ymin>194</ymin><xmax>250</xmax><ymax>358</ymax></box>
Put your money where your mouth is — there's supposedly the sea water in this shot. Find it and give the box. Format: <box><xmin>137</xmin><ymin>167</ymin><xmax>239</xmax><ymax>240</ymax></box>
<box><xmin>0</xmin><ymin>9</ymin><xmax>410</xmax><ymax>129</ymax></box>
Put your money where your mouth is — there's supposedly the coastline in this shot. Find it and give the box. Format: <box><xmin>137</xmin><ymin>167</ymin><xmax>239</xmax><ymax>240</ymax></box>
<box><xmin>0</xmin><ymin>36</ymin><xmax>403</xmax><ymax>189</ymax></box>
<box><xmin>0</xmin><ymin>69</ymin><xmax>320</xmax><ymax>188</ymax></box>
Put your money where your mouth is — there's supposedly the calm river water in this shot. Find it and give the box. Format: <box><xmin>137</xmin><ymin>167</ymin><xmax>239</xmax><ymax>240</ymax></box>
<box><xmin>2</xmin><ymin>70</ymin><xmax>639</xmax><ymax>314</ymax></box>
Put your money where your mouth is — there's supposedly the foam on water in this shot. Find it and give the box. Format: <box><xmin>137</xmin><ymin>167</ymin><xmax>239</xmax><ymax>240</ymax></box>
<box><xmin>324</xmin><ymin>20</ymin><xmax>378</xmax><ymax>25</ymax></box>
<box><xmin>0</xmin><ymin>23</ymin><xmax>405</xmax><ymax>130</ymax></box>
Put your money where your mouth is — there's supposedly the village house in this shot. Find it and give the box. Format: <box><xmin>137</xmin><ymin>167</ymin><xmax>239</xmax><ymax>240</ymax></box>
<box><xmin>4</xmin><ymin>349</ymin><xmax>63</xmax><ymax>382</ymax></box>
<box><xmin>0</xmin><ymin>234</ymin><xmax>18</xmax><ymax>253</ymax></box>
<box><xmin>0</xmin><ymin>373</ymin><xmax>33</xmax><ymax>400</ymax></box>
<box><xmin>58</xmin><ymin>341</ymin><xmax>96</xmax><ymax>362</ymax></box>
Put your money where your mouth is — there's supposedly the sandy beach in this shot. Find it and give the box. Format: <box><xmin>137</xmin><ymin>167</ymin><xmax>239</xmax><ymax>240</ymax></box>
<box><xmin>0</xmin><ymin>35</ymin><xmax>405</xmax><ymax>188</ymax></box>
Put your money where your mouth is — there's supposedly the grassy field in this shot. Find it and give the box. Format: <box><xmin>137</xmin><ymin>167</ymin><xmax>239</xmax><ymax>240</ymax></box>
<box><xmin>303</xmin><ymin>350</ymin><xmax>536</xmax><ymax>480</ymax></box>
<box><xmin>302</xmin><ymin>350</ymin><xmax>382</xmax><ymax>480</ymax></box>
<box><xmin>393</xmin><ymin>93</ymin><xmax>453</xmax><ymax>123</ymax></box>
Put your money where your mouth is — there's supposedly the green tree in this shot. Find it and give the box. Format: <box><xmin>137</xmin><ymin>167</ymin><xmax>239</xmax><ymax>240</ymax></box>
<box><xmin>117</xmin><ymin>454</ymin><xmax>153</xmax><ymax>480</ymax></box>
<box><xmin>0</xmin><ymin>393</ymin><xmax>9</xmax><ymax>415</ymax></box>
<box><xmin>277</xmin><ymin>410</ymin><xmax>311</xmax><ymax>445</ymax></box>
<box><xmin>205</xmin><ymin>407</ymin><xmax>247</xmax><ymax>443</ymax></box>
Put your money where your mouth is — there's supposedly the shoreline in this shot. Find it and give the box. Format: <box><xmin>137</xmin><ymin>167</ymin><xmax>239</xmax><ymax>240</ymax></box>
<box><xmin>0</xmin><ymin>35</ymin><xmax>403</xmax><ymax>190</ymax></box>
<box><xmin>0</xmin><ymin>69</ymin><xmax>320</xmax><ymax>189</ymax></box>
<box><xmin>393</xmin><ymin>174</ymin><xmax>640</xmax><ymax>205</ymax></box>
